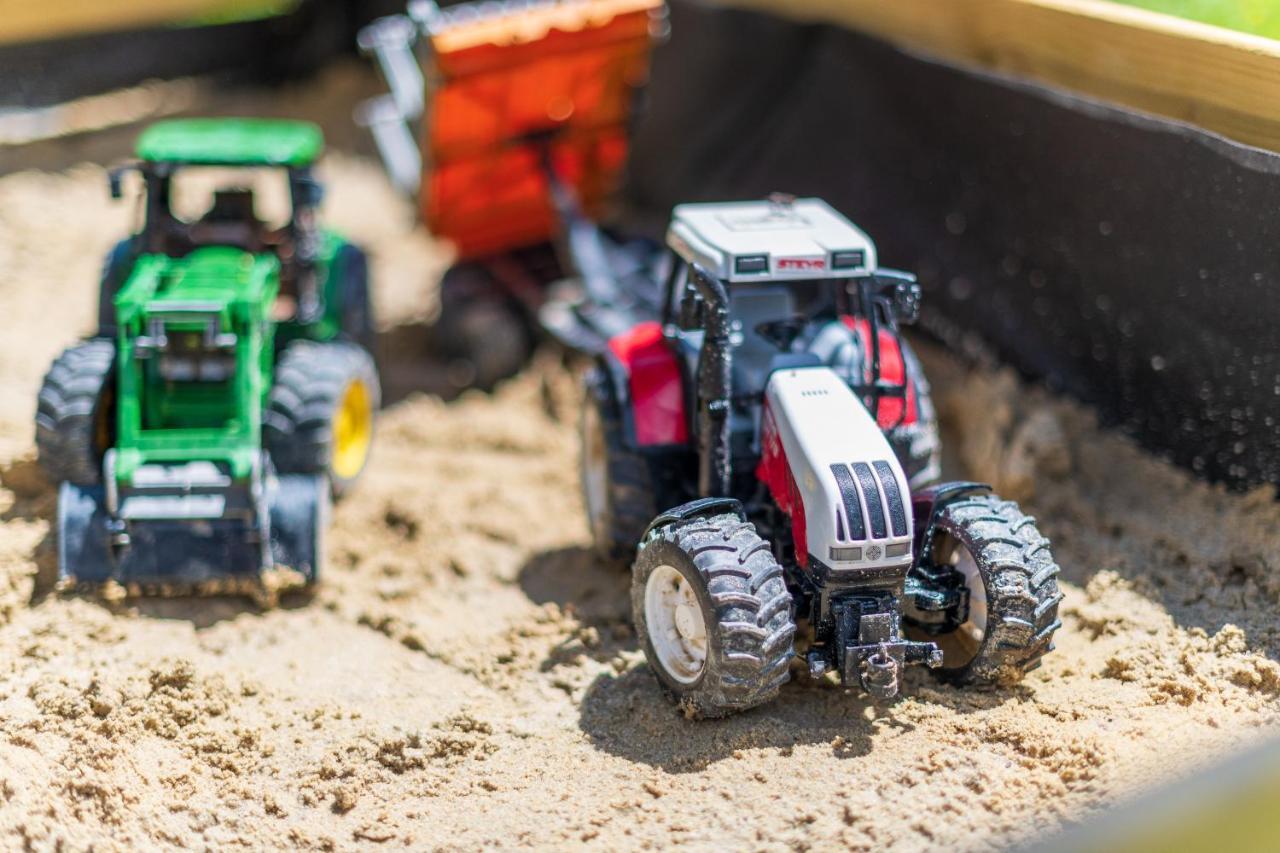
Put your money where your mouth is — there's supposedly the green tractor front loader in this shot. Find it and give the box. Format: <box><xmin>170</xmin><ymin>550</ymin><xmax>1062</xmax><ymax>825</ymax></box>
<box><xmin>36</xmin><ymin>119</ymin><xmax>379</xmax><ymax>589</ymax></box>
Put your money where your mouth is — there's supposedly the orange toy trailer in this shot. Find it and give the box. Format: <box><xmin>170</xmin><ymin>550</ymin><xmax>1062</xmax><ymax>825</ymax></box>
<box><xmin>358</xmin><ymin>0</ymin><xmax>668</xmax><ymax>387</ymax></box>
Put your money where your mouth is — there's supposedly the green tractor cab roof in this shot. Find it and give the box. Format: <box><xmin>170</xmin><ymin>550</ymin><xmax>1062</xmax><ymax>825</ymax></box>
<box><xmin>136</xmin><ymin>118</ymin><xmax>324</xmax><ymax>168</ymax></box>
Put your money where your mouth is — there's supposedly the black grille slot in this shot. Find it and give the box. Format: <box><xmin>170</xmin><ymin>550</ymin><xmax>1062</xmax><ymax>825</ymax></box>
<box><xmin>853</xmin><ymin>462</ymin><xmax>887</xmax><ymax>539</ymax></box>
<box><xmin>829</xmin><ymin>464</ymin><xmax>865</xmax><ymax>541</ymax></box>
<box><xmin>873</xmin><ymin>461</ymin><xmax>908</xmax><ymax>537</ymax></box>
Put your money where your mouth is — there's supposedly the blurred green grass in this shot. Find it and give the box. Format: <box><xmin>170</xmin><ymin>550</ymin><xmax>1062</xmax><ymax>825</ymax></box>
<box><xmin>1109</xmin><ymin>1</ymin><xmax>1280</xmax><ymax>40</ymax></box>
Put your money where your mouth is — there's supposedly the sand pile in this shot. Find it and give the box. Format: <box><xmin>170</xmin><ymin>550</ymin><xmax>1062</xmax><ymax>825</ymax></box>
<box><xmin>2</xmin><ymin>100</ymin><xmax>1280</xmax><ymax>849</ymax></box>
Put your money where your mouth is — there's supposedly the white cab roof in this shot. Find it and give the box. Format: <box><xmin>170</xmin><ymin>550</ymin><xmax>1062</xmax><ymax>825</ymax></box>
<box><xmin>666</xmin><ymin>197</ymin><xmax>878</xmax><ymax>283</ymax></box>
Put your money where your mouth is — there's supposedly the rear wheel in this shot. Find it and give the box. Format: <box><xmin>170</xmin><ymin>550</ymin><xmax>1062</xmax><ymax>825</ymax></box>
<box><xmin>632</xmin><ymin>513</ymin><xmax>796</xmax><ymax>718</ymax></box>
<box><xmin>922</xmin><ymin>495</ymin><xmax>1063</xmax><ymax>685</ymax></box>
<box><xmin>35</xmin><ymin>339</ymin><xmax>116</xmax><ymax>486</ymax></box>
<box><xmin>582</xmin><ymin>367</ymin><xmax>663</xmax><ymax>563</ymax></box>
<box><xmin>434</xmin><ymin>262</ymin><xmax>532</xmax><ymax>390</ymax></box>
<box><xmin>265</xmin><ymin>340</ymin><xmax>379</xmax><ymax>498</ymax></box>
<box><xmin>332</xmin><ymin>242</ymin><xmax>377</xmax><ymax>356</ymax></box>
<box><xmin>96</xmin><ymin>239</ymin><xmax>134</xmax><ymax>337</ymax></box>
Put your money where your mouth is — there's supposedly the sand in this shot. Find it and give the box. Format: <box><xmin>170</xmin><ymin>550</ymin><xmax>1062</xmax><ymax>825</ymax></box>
<box><xmin>2</xmin><ymin>70</ymin><xmax>1280</xmax><ymax>851</ymax></box>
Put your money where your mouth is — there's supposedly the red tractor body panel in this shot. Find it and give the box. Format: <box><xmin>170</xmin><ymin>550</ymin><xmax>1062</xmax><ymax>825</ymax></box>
<box><xmin>842</xmin><ymin>316</ymin><xmax>919</xmax><ymax>428</ymax></box>
<box><xmin>607</xmin><ymin>321</ymin><xmax>687</xmax><ymax>446</ymax></box>
<box><xmin>756</xmin><ymin>401</ymin><xmax>809</xmax><ymax>567</ymax></box>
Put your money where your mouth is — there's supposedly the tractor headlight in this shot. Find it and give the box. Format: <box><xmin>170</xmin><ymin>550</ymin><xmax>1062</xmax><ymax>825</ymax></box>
<box><xmin>829</xmin><ymin>546</ymin><xmax>862</xmax><ymax>562</ymax></box>
<box><xmin>831</xmin><ymin>250</ymin><xmax>865</xmax><ymax>270</ymax></box>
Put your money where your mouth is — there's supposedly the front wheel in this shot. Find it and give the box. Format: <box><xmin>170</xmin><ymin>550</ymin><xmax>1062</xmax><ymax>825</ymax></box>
<box><xmin>632</xmin><ymin>512</ymin><xmax>796</xmax><ymax>718</ymax></box>
<box><xmin>915</xmin><ymin>494</ymin><xmax>1063</xmax><ymax>685</ymax></box>
<box><xmin>265</xmin><ymin>340</ymin><xmax>380</xmax><ymax>498</ymax></box>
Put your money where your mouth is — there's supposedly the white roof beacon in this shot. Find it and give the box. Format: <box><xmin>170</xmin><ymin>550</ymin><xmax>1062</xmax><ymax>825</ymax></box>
<box><xmin>665</xmin><ymin>195</ymin><xmax>878</xmax><ymax>283</ymax></box>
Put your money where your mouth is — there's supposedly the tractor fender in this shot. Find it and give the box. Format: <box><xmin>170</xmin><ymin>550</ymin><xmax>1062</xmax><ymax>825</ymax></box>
<box><xmin>641</xmin><ymin>496</ymin><xmax>746</xmax><ymax>542</ymax></box>
<box><xmin>910</xmin><ymin>481</ymin><xmax>992</xmax><ymax>567</ymax></box>
<box><xmin>605</xmin><ymin>321</ymin><xmax>688</xmax><ymax>448</ymax></box>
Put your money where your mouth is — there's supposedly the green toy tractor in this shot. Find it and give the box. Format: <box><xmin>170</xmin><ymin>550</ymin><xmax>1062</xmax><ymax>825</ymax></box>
<box><xmin>36</xmin><ymin>118</ymin><xmax>379</xmax><ymax>589</ymax></box>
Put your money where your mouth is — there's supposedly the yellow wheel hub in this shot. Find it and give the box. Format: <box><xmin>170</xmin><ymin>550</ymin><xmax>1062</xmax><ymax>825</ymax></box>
<box><xmin>332</xmin><ymin>379</ymin><xmax>373</xmax><ymax>480</ymax></box>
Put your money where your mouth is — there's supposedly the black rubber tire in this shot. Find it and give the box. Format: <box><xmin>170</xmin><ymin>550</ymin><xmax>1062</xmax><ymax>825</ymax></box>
<box><xmin>581</xmin><ymin>367</ymin><xmax>665</xmax><ymax>564</ymax></box>
<box><xmin>434</xmin><ymin>262</ymin><xmax>533</xmax><ymax>391</ymax></box>
<box><xmin>632</xmin><ymin>513</ymin><xmax>796</xmax><ymax>719</ymax></box>
<box><xmin>926</xmin><ymin>494</ymin><xmax>1063</xmax><ymax>686</ymax></box>
<box><xmin>35</xmin><ymin>339</ymin><xmax>116</xmax><ymax>486</ymax></box>
<box><xmin>332</xmin><ymin>242</ymin><xmax>377</xmax><ymax>357</ymax></box>
<box><xmin>264</xmin><ymin>340</ymin><xmax>380</xmax><ymax>499</ymax></box>
<box><xmin>96</xmin><ymin>239</ymin><xmax>134</xmax><ymax>337</ymax></box>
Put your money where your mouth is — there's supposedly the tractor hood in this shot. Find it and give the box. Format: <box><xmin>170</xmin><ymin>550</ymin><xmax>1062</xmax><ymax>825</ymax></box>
<box><xmin>758</xmin><ymin>366</ymin><xmax>914</xmax><ymax>580</ymax></box>
<box><xmin>112</xmin><ymin>247</ymin><xmax>281</xmax><ymax>485</ymax></box>
<box><xmin>115</xmin><ymin>247</ymin><xmax>280</xmax><ymax>325</ymax></box>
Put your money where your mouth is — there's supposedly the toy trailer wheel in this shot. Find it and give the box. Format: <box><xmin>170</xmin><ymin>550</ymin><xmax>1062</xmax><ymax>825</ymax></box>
<box><xmin>581</xmin><ymin>367</ymin><xmax>663</xmax><ymax>564</ymax></box>
<box><xmin>632</xmin><ymin>513</ymin><xmax>796</xmax><ymax>718</ymax></box>
<box><xmin>433</xmin><ymin>262</ymin><xmax>532</xmax><ymax>391</ymax></box>
<box><xmin>265</xmin><ymin>340</ymin><xmax>380</xmax><ymax>498</ymax></box>
<box><xmin>926</xmin><ymin>495</ymin><xmax>1063</xmax><ymax>686</ymax></box>
<box><xmin>35</xmin><ymin>339</ymin><xmax>116</xmax><ymax>486</ymax></box>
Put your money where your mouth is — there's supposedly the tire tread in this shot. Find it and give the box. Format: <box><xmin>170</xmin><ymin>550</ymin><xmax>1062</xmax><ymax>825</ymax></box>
<box><xmin>632</xmin><ymin>513</ymin><xmax>796</xmax><ymax>719</ymax></box>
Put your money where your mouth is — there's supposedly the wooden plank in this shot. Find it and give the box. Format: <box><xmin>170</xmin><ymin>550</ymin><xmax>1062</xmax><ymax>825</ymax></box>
<box><xmin>717</xmin><ymin>0</ymin><xmax>1280</xmax><ymax>152</ymax></box>
<box><xmin>0</xmin><ymin>0</ymin><xmax>294</xmax><ymax>46</ymax></box>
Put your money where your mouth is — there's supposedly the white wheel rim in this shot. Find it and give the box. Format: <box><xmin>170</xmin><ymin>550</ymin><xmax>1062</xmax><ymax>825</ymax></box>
<box><xmin>949</xmin><ymin>541</ymin><xmax>988</xmax><ymax>645</ymax></box>
<box><xmin>580</xmin><ymin>402</ymin><xmax>608</xmax><ymax>546</ymax></box>
<box><xmin>644</xmin><ymin>564</ymin><xmax>708</xmax><ymax>684</ymax></box>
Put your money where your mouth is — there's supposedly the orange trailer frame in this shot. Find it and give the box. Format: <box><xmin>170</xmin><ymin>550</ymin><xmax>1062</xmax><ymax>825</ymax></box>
<box><xmin>419</xmin><ymin>0</ymin><xmax>665</xmax><ymax>258</ymax></box>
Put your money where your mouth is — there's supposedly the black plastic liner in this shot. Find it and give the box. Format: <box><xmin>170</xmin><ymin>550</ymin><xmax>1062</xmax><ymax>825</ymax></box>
<box><xmin>624</xmin><ymin>0</ymin><xmax>1280</xmax><ymax>491</ymax></box>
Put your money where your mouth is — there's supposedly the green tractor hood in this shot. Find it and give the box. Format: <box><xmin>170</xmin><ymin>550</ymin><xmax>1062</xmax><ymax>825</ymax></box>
<box><xmin>113</xmin><ymin>247</ymin><xmax>280</xmax><ymax>484</ymax></box>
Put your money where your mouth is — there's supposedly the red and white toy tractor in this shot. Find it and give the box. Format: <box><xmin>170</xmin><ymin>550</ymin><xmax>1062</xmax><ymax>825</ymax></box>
<box><xmin>581</xmin><ymin>196</ymin><xmax>1062</xmax><ymax>716</ymax></box>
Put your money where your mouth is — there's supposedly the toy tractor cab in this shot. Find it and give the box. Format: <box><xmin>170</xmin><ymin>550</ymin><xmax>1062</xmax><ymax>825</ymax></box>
<box><xmin>36</xmin><ymin>119</ymin><xmax>380</xmax><ymax>591</ymax></box>
<box><xmin>99</xmin><ymin>120</ymin><xmax>374</xmax><ymax>352</ymax></box>
<box><xmin>583</xmin><ymin>197</ymin><xmax>1061</xmax><ymax>716</ymax></box>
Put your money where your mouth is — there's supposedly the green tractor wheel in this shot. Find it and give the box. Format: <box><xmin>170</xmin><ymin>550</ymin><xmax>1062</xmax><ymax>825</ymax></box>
<box><xmin>35</xmin><ymin>338</ymin><xmax>116</xmax><ymax>485</ymax></box>
<box><xmin>265</xmin><ymin>339</ymin><xmax>380</xmax><ymax>498</ymax></box>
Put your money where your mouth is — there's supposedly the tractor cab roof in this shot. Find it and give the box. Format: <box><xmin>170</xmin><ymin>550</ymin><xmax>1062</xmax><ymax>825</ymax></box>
<box><xmin>136</xmin><ymin>118</ymin><xmax>324</xmax><ymax>168</ymax></box>
<box><xmin>666</xmin><ymin>197</ymin><xmax>878</xmax><ymax>283</ymax></box>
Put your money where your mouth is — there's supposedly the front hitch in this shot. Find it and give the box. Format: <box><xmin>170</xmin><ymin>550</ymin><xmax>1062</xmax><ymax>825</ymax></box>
<box><xmin>861</xmin><ymin>645</ymin><xmax>900</xmax><ymax>699</ymax></box>
<box><xmin>830</xmin><ymin>596</ymin><xmax>943</xmax><ymax>701</ymax></box>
